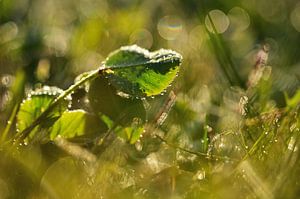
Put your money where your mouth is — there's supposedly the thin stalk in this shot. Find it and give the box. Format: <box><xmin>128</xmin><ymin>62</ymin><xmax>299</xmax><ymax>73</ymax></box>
<box><xmin>191</xmin><ymin>0</ymin><xmax>237</xmax><ymax>86</ymax></box>
<box><xmin>241</xmin><ymin>129</ymin><xmax>267</xmax><ymax>161</ymax></box>
<box><xmin>1</xmin><ymin>104</ymin><xmax>19</xmax><ymax>143</ymax></box>
<box><xmin>156</xmin><ymin>134</ymin><xmax>238</xmax><ymax>161</ymax></box>
<box><xmin>207</xmin><ymin>33</ymin><xmax>234</xmax><ymax>86</ymax></box>
<box><xmin>202</xmin><ymin>116</ymin><xmax>209</xmax><ymax>152</ymax></box>
<box><xmin>230</xmin><ymin>126</ymin><xmax>275</xmax><ymax>177</ymax></box>
<box><xmin>206</xmin><ymin>11</ymin><xmax>245</xmax><ymax>88</ymax></box>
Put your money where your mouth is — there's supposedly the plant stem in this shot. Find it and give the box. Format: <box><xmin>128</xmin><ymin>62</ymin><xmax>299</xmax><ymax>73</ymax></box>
<box><xmin>1</xmin><ymin>104</ymin><xmax>19</xmax><ymax>143</ymax></box>
<box><xmin>202</xmin><ymin>116</ymin><xmax>209</xmax><ymax>152</ymax></box>
<box><xmin>14</xmin><ymin>69</ymin><xmax>100</xmax><ymax>143</ymax></box>
<box><xmin>206</xmin><ymin>10</ymin><xmax>245</xmax><ymax>88</ymax></box>
<box><xmin>241</xmin><ymin>129</ymin><xmax>267</xmax><ymax>161</ymax></box>
<box><xmin>155</xmin><ymin>134</ymin><xmax>238</xmax><ymax>161</ymax></box>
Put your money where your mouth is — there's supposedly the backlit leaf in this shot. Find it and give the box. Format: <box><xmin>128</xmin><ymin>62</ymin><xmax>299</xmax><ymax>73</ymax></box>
<box><xmin>16</xmin><ymin>86</ymin><xmax>69</xmax><ymax>140</ymax></box>
<box><xmin>103</xmin><ymin>45</ymin><xmax>182</xmax><ymax>97</ymax></box>
<box><xmin>50</xmin><ymin>110</ymin><xmax>105</xmax><ymax>140</ymax></box>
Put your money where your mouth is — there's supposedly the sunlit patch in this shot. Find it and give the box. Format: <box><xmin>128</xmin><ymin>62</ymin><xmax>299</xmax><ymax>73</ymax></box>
<box><xmin>145</xmin><ymin>152</ymin><xmax>170</xmax><ymax>174</ymax></box>
<box><xmin>208</xmin><ymin>131</ymin><xmax>243</xmax><ymax>157</ymax></box>
<box><xmin>238</xmin><ymin>161</ymin><xmax>274</xmax><ymax>199</ymax></box>
<box><xmin>0</xmin><ymin>22</ymin><xmax>18</xmax><ymax>44</ymax></box>
<box><xmin>228</xmin><ymin>31</ymin><xmax>254</xmax><ymax>58</ymax></box>
<box><xmin>40</xmin><ymin>157</ymin><xmax>82</xmax><ymax>198</ymax></box>
<box><xmin>256</xmin><ymin>0</ymin><xmax>286</xmax><ymax>23</ymax></box>
<box><xmin>0</xmin><ymin>178</ymin><xmax>9</xmax><ymax>198</ymax></box>
<box><xmin>36</xmin><ymin>59</ymin><xmax>50</xmax><ymax>82</ymax></box>
<box><xmin>130</xmin><ymin>29</ymin><xmax>153</xmax><ymax>49</ymax></box>
<box><xmin>223</xmin><ymin>87</ymin><xmax>246</xmax><ymax>114</ymax></box>
<box><xmin>288</xmin><ymin>136</ymin><xmax>298</xmax><ymax>152</ymax></box>
<box><xmin>0</xmin><ymin>74</ymin><xmax>14</xmax><ymax>87</ymax></box>
<box><xmin>157</xmin><ymin>15</ymin><xmax>183</xmax><ymax>40</ymax></box>
<box><xmin>228</xmin><ymin>7</ymin><xmax>250</xmax><ymax>32</ymax></box>
<box><xmin>188</xmin><ymin>25</ymin><xmax>206</xmax><ymax>51</ymax></box>
<box><xmin>44</xmin><ymin>28</ymin><xmax>70</xmax><ymax>56</ymax></box>
<box><xmin>193</xmin><ymin>169</ymin><xmax>206</xmax><ymax>181</ymax></box>
<box><xmin>73</xmin><ymin>52</ymin><xmax>104</xmax><ymax>74</ymax></box>
<box><xmin>0</xmin><ymin>91</ymin><xmax>12</xmax><ymax>111</ymax></box>
<box><xmin>79</xmin><ymin>0</ymin><xmax>108</xmax><ymax>18</ymax></box>
<box><xmin>290</xmin><ymin>3</ymin><xmax>300</xmax><ymax>32</ymax></box>
<box><xmin>205</xmin><ymin>10</ymin><xmax>230</xmax><ymax>34</ymax></box>
<box><xmin>165</xmin><ymin>30</ymin><xmax>188</xmax><ymax>55</ymax></box>
<box><xmin>238</xmin><ymin>96</ymin><xmax>248</xmax><ymax>116</ymax></box>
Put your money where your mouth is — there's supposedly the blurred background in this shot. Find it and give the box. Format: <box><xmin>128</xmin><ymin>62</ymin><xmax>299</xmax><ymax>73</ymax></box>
<box><xmin>0</xmin><ymin>0</ymin><xmax>299</xmax><ymax>87</ymax></box>
<box><xmin>2</xmin><ymin>0</ymin><xmax>300</xmax><ymax>138</ymax></box>
<box><xmin>1</xmin><ymin>0</ymin><xmax>300</xmax><ymax>198</ymax></box>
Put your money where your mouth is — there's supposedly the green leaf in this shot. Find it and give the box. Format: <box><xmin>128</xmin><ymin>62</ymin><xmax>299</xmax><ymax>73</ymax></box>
<box><xmin>103</xmin><ymin>45</ymin><xmax>182</xmax><ymax>97</ymax></box>
<box><xmin>285</xmin><ymin>89</ymin><xmax>300</xmax><ymax>109</ymax></box>
<box><xmin>88</xmin><ymin>76</ymin><xmax>146</xmax><ymax>126</ymax></box>
<box><xmin>100</xmin><ymin>114</ymin><xmax>144</xmax><ymax>144</ymax></box>
<box><xmin>123</xmin><ymin>118</ymin><xmax>144</xmax><ymax>144</ymax></box>
<box><xmin>50</xmin><ymin>110</ymin><xmax>105</xmax><ymax>140</ymax></box>
<box><xmin>16</xmin><ymin>86</ymin><xmax>69</xmax><ymax>140</ymax></box>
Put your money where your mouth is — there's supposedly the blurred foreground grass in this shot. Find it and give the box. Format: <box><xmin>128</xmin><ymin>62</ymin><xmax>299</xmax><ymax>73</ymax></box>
<box><xmin>1</xmin><ymin>0</ymin><xmax>300</xmax><ymax>198</ymax></box>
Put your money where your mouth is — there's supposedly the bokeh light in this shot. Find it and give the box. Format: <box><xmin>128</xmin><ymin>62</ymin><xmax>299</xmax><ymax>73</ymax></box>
<box><xmin>130</xmin><ymin>29</ymin><xmax>153</xmax><ymax>49</ymax></box>
<box><xmin>228</xmin><ymin>7</ymin><xmax>250</xmax><ymax>32</ymax></box>
<box><xmin>188</xmin><ymin>25</ymin><xmax>206</xmax><ymax>51</ymax></box>
<box><xmin>205</xmin><ymin>10</ymin><xmax>230</xmax><ymax>34</ymax></box>
<box><xmin>290</xmin><ymin>3</ymin><xmax>300</xmax><ymax>32</ymax></box>
<box><xmin>157</xmin><ymin>15</ymin><xmax>183</xmax><ymax>40</ymax></box>
<box><xmin>0</xmin><ymin>22</ymin><xmax>18</xmax><ymax>44</ymax></box>
<box><xmin>256</xmin><ymin>0</ymin><xmax>286</xmax><ymax>23</ymax></box>
<box><xmin>36</xmin><ymin>59</ymin><xmax>50</xmax><ymax>82</ymax></box>
<box><xmin>44</xmin><ymin>28</ymin><xmax>70</xmax><ymax>56</ymax></box>
<box><xmin>0</xmin><ymin>178</ymin><xmax>9</xmax><ymax>198</ymax></box>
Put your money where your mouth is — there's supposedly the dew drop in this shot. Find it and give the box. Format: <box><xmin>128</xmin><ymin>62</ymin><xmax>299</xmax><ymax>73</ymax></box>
<box><xmin>195</xmin><ymin>170</ymin><xmax>206</xmax><ymax>180</ymax></box>
<box><xmin>135</xmin><ymin>141</ymin><xmax>143</xmax><ymax>151</ymax></box>
<box><xmin>205</xmin><ymin>10</ymin><xmax>230</xmax><ymax>34</ymax></box>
